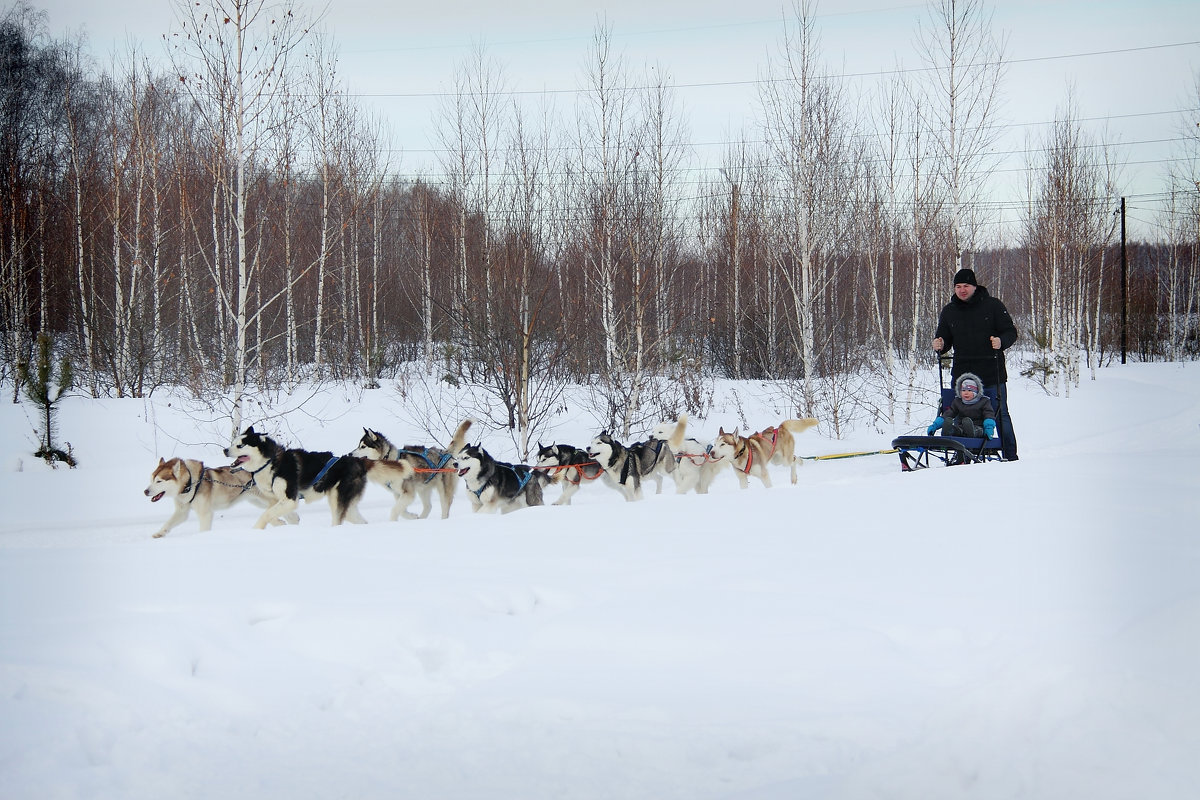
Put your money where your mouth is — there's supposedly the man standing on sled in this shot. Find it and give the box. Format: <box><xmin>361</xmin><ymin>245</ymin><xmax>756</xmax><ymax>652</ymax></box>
<box><xmin>931</xmin><ymin>268</ymin><xmax>1020</xmax><ymax>461</ymax></box>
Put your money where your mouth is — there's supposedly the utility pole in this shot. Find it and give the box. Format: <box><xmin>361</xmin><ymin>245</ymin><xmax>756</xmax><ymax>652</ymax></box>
<box><xmin>1120</xmin><ymin>197</ymin><xmax>1127</xmax><ymax>365</ymax></box>
<box><xmin>730</xmin><ymin>180</ymin><xmax>741</xmax><ymax>379</ymax></box>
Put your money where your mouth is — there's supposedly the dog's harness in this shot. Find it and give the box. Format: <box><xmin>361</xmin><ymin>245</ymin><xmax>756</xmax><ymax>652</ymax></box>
<box><xmin>472</xmin><ymin>464</ymin><xmax>534</xmax><ymax>499</ymax></box>
<box><xmin>207</xmin><ymin>473</ymin><xmax>256</xmax><ymax>494</ymax></box>
<box><xmin>676</xmin><ymin>443</ymin><xmax>717</xmax><ymax>465</ymax></box>
<box><xmin>312</xmin><ymin>455</ymin><xmax>341</xmax><ymax>487</ymax></box>
<box><xmin>734</xmin><ymin>438</ymin><xmax>754</xmax><ymax>474</ymax></box>
<box><xmin>733</xmin><ymin>427</ymin><xmax>780</xmax><ymax>475</ymax></box>
<box><xmin>534</xmin><ymin>456</ymin><xmax>603</xmax><ymax>485</ymax></box>
<box><xmin>181</xmin><ymin>464</ymin><xmax>205</xmax><ymax>505</ymax></box>
<box><xmin>399</xmin><ymin>448</ymin><xmax>454</xmax><ymax>483</ymax></box>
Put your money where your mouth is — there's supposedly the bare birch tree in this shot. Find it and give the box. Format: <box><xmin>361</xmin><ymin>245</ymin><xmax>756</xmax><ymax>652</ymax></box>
<box><xmin>167</xmin><ymin>0</ymin><xmax>314</xmax><ymax>438</ymax></box>
<box><xmin>759</xmin><ymin>0</ymin><xmax>856</xmax><ymax>413</ymax></box>
<box><xmin>576</xmin><ymin>21</ymin><xmax>630</xmax><ymax>377</ymax></box>
<box><xmin>1023</xmin><ymin>94</ymin><xmax>1119</xmax><ymax>395</ymax></box>
<box><xmin>916</xmin><ymin>0</ymin><xmax>1006</xmax><ymax>273</ymax></box>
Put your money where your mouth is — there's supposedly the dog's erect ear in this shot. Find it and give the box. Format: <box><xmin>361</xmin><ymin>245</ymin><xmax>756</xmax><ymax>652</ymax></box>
<box><xmin>158</xmin><ymin>456</ymin><xmax>165</xmax><ymax>466</ymax></box>
<box><xmin>172</xmin><ymin>460</ymin><xmax>185</xmax><ymax>478</ymax></box>
<box><xmin>243</xmin><ymin>425</ymin><xmax>255</xmax><ymax>435</ymax></box>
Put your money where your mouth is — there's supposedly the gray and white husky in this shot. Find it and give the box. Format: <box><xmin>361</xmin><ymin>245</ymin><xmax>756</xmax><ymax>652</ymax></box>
<box><xmin>351</xmin><ymin>420</ymin><xmax>472</xmax><ymax>520</ymax></box>
<box><xmin>452</xmin><ymin>443</ymin><xmax>547</xmax><ymax>513</ymax></box>
<box><xmin>586</xmin><ymin>426</ymin><xmax>678</xmax><ymax>502</ymax></box>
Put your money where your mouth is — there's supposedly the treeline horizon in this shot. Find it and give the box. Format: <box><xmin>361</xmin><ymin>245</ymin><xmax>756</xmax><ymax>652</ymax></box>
<box><xmin>3</xmin><ymin>0</ymin><xmax>1197</xmax><ymax>444</ymax></box>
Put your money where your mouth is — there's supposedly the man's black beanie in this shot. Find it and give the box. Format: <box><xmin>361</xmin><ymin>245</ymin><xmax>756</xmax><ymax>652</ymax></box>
<box><xmin>953</xmin><ymin>268</ymin><xmax>977</xmax><ymax>286</ymax></box>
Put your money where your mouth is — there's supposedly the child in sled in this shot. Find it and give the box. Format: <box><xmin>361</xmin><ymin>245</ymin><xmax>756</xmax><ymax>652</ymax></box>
<box><xmin>927</xmin><ymin>372</ymin><xmax>997</xmax><ymax>439</ymax></box>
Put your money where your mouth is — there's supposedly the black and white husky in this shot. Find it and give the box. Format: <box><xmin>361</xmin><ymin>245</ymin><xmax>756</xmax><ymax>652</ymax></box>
<box><xmin>534</xmin><ymin>443</ymin><xmax>603</xmax><ymax>506</ymax></box>
<box><xmin>587</xmin><ymin>430</ymin><xmax>677</xmax><ymax>501</ymax></box>
<box><xmin>225</xmin><ymin>426</ymin><xmax>368</xmax><ymax>528</ymax></box>
<box><xmin>351</xmin><ymin>420</ymin><xmax>471</xmax><ymax>520</ymax></box>
<box><xmin>452</xmin><ymin>443</ymin><xmax>547</xmax><ymax>513</ymax></box>
<box><xmin>650</xmin><ymin>414</ymin><xmax>728</xmax><ymax>494</ymax></box>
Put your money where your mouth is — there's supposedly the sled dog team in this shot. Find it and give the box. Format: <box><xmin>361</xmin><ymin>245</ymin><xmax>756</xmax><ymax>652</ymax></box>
<box><xmin>145</xmin><ymin>414</ymin><xmax>818</xmax><ymax>538</ymax></box>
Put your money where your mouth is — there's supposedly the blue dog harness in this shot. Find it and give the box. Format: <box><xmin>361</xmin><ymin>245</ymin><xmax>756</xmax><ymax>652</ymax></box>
<box><xmin>312</xmin><ymin>455</ymin><xmax>341</xmax><ymax>486</ymax></box>
<box><xmin>472</xmin><ymin>464</ymin><xmax>533</xmax><ymax>499</ymax></box>
<box><xmin>399</xmin><ymin>448</ymin><xmax>453</xmax><ymax>483</ymax></box>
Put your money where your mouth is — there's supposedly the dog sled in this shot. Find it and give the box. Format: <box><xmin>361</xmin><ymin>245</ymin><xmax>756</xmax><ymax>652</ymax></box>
<box><xmin>891</xmin><ymin>384</ymin><xmax>1006</xmax><ymax>471</ymax></box>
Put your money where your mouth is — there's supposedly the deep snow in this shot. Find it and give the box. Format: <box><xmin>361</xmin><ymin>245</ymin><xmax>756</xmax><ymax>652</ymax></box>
<box><xmin>1</xmin><ymin>363</ymin><xmax>1198</xmax><ymax>799</ymax></box>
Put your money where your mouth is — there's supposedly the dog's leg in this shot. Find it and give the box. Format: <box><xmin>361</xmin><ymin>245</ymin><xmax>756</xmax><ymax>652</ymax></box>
<box><xmin>196</xmin><ymin>506</ymin><xmax>214</xmax><ymax>532</ymax></box>
<box><xmin>438</xmin><ymin>474</ymin><xmax>455</xmax><ymax>519</ymax></box>
<box><xmin>327</xmin><ymin>494</ymin><xmax>348</xmax><ymax>526</ymax></box>
<box><xmin>345</xmin><ymin>499</ymin><xmax>368</xmax><ymax>525</ymax></box>
<box><xmin>757</xmin><ymin>460</ymin><xmax>773</xmax><ymax>489</ymax></box>
<box><xmin>153</xmin><ymin>503</ymin><xmax>191</xmax><ymax>538</ymax></box>
<box><xmin>397</xmin><ymin>482</ymin><xmax>420</xmax><ymax>520</ymax></box>
<box><xmin>556</xmin><ymin>476</ymin><xmax>578</xmax><ymax>505</ymax></box>
<box><xmin>416</xmin><ymin>482</ymin><xmax>435</xmax><ymax>519</ymax></box>
<box><xmin>254</xmin><ymin>499</ymin><xmax>296</xmax><ymax>530</ymax></box>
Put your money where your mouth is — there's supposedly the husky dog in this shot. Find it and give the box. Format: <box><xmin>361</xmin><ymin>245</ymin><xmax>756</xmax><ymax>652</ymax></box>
<box><xmin>144</xmin><ymin>457</ymin><xmax>294</xmax><ymax>538</ymax></box>
<box><xmin>650</xmin><ymin>414</ymin><xmax>728</xmax><ymax>495</ymax></box>
<box><xmin>710</xmin><ymin>418</ymin><xmax>819</xmax><ymax>489</ymax></box>
<box><xmin>452</xmin><ymin>443</ymin><xmax>547</xmax><ymax>513</ymax></box>
<box><xmin>312</xmin><ymin>453</ymin><xmax>420</xmax><ymax>522</ymax></box>
<box><xmin>534</xmin><ymin>443</ymin><xmax>603</xmax><ymax>506</ymax></box>
<box><xmin>351</xmin><ymin>420</ymin><xmax>472</xmax><ymax>520</ymax></box>
<box><xmin>587</xmin><ymin>431</ymin><xmax>676</xmax><ymax>501</ymax></box>
<box><xmin>224</xmin><ymin>426</ymin><xmax>368</xmax><ymax>528</ymax></box>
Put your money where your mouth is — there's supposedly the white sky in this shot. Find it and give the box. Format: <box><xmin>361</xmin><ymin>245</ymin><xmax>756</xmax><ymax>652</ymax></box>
<box><xmin>37</xmin><ymin>0</ymin><xmax>1200</xmax><ymax>238</ymax></box>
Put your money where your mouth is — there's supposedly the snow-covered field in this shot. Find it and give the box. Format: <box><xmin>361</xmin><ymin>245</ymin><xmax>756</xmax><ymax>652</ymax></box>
<box><xmin>1</xmin><ymin>363</ymin><xmax>1197</xmax><ymax>800</ymax></box>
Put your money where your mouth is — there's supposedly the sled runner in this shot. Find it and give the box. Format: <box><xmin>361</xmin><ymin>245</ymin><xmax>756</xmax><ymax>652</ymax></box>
<box><xmin>891</xmin><ymin>386</ymin><xmax>1005</xmax><ymax>471</ymax></box>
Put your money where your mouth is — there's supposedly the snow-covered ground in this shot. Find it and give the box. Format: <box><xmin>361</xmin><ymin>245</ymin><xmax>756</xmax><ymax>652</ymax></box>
<box><xmin>1</xmin><ymin>363</ymin><xmax>1197</xmax><ymax>800</ymax></box>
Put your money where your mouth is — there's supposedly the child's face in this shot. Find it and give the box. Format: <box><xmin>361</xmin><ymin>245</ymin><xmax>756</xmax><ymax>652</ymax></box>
<box><xmin>962</xmin><ymin>386</ymin><xmax>976</xmax><ymax>400</ymax></box>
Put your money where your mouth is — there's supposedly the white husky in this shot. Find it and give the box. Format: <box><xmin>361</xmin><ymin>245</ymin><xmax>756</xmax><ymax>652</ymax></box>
<box><xmin>651</xmin><ymin>414</ymin><xmax>728</xmax><ymax>494</ymax></box>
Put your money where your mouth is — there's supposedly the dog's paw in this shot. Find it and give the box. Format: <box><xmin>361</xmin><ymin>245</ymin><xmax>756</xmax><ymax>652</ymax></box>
<box><xmin>152</xmin><ymin>530</ymin><xmax>167</xmax><ymax>538</ymax></box>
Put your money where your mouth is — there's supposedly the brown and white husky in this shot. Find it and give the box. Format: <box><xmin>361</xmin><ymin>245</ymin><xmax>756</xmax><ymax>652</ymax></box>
<box><xmin>144</xmin><ymin>456</ymin><xmax>293</xmax><ymax>538</ymax></box>
<box><xmin>710</xmin><ymin>418</ymin><xmax>819</xmax><ymax>488</ymax></box>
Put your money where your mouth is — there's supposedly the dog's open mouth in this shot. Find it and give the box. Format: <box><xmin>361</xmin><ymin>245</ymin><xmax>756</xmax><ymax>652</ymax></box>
<box><xmin>150</xmin><ymin>491</ymin><xmax>165</xmax><ymax>502</ymax></box>
<box><xmin>232</xmin><ymin>455</ymin><xmax>249</xmax><ymax>466</ymax></box>
<box><xmin>457</xmin><ymin>467</ymin><xmax>469</xmax><ymax>477</ymax></box>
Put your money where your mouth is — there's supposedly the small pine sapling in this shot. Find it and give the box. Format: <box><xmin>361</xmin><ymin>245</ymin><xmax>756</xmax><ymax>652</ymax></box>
<box><xmin>19</xmin><ymin>333</ymin><xmax>77</xmax><ymax>467</ymax></box>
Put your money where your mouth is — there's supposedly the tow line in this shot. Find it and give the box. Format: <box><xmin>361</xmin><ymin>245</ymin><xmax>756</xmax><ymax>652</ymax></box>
<box><xmin>799</xmin><ymin>448</ymin><xmax>898</xmax><ymax>462</ymax></box>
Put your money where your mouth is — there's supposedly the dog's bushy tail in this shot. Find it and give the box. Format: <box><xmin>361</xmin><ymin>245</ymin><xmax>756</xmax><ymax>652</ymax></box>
<box><xmin>667</xmin><ymin>414</ymin><xmax>687</xmax><ymax>451</ymax></box>
<box><xmin>447</xmin><ymin>419</ymin><xmax>473</xmax><ymax>455</ymax></box>
<box><xmin>781</xmin><ymin>417</ymin><xmax>819</xmax><ymax>435</ymax></box>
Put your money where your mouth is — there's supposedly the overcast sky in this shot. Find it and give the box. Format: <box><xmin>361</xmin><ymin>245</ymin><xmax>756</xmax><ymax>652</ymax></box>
<box><xmin>35</xmin><ymin>0</ymin><xmax>1200</xmax><ymax>239</ymax></box>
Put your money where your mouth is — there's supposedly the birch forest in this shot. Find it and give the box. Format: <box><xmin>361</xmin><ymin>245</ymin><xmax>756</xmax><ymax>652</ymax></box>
<box><xmin>3</xmin><ymin>0</ymin><xmax>1198</xmax><ymax>443</ymax></box>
